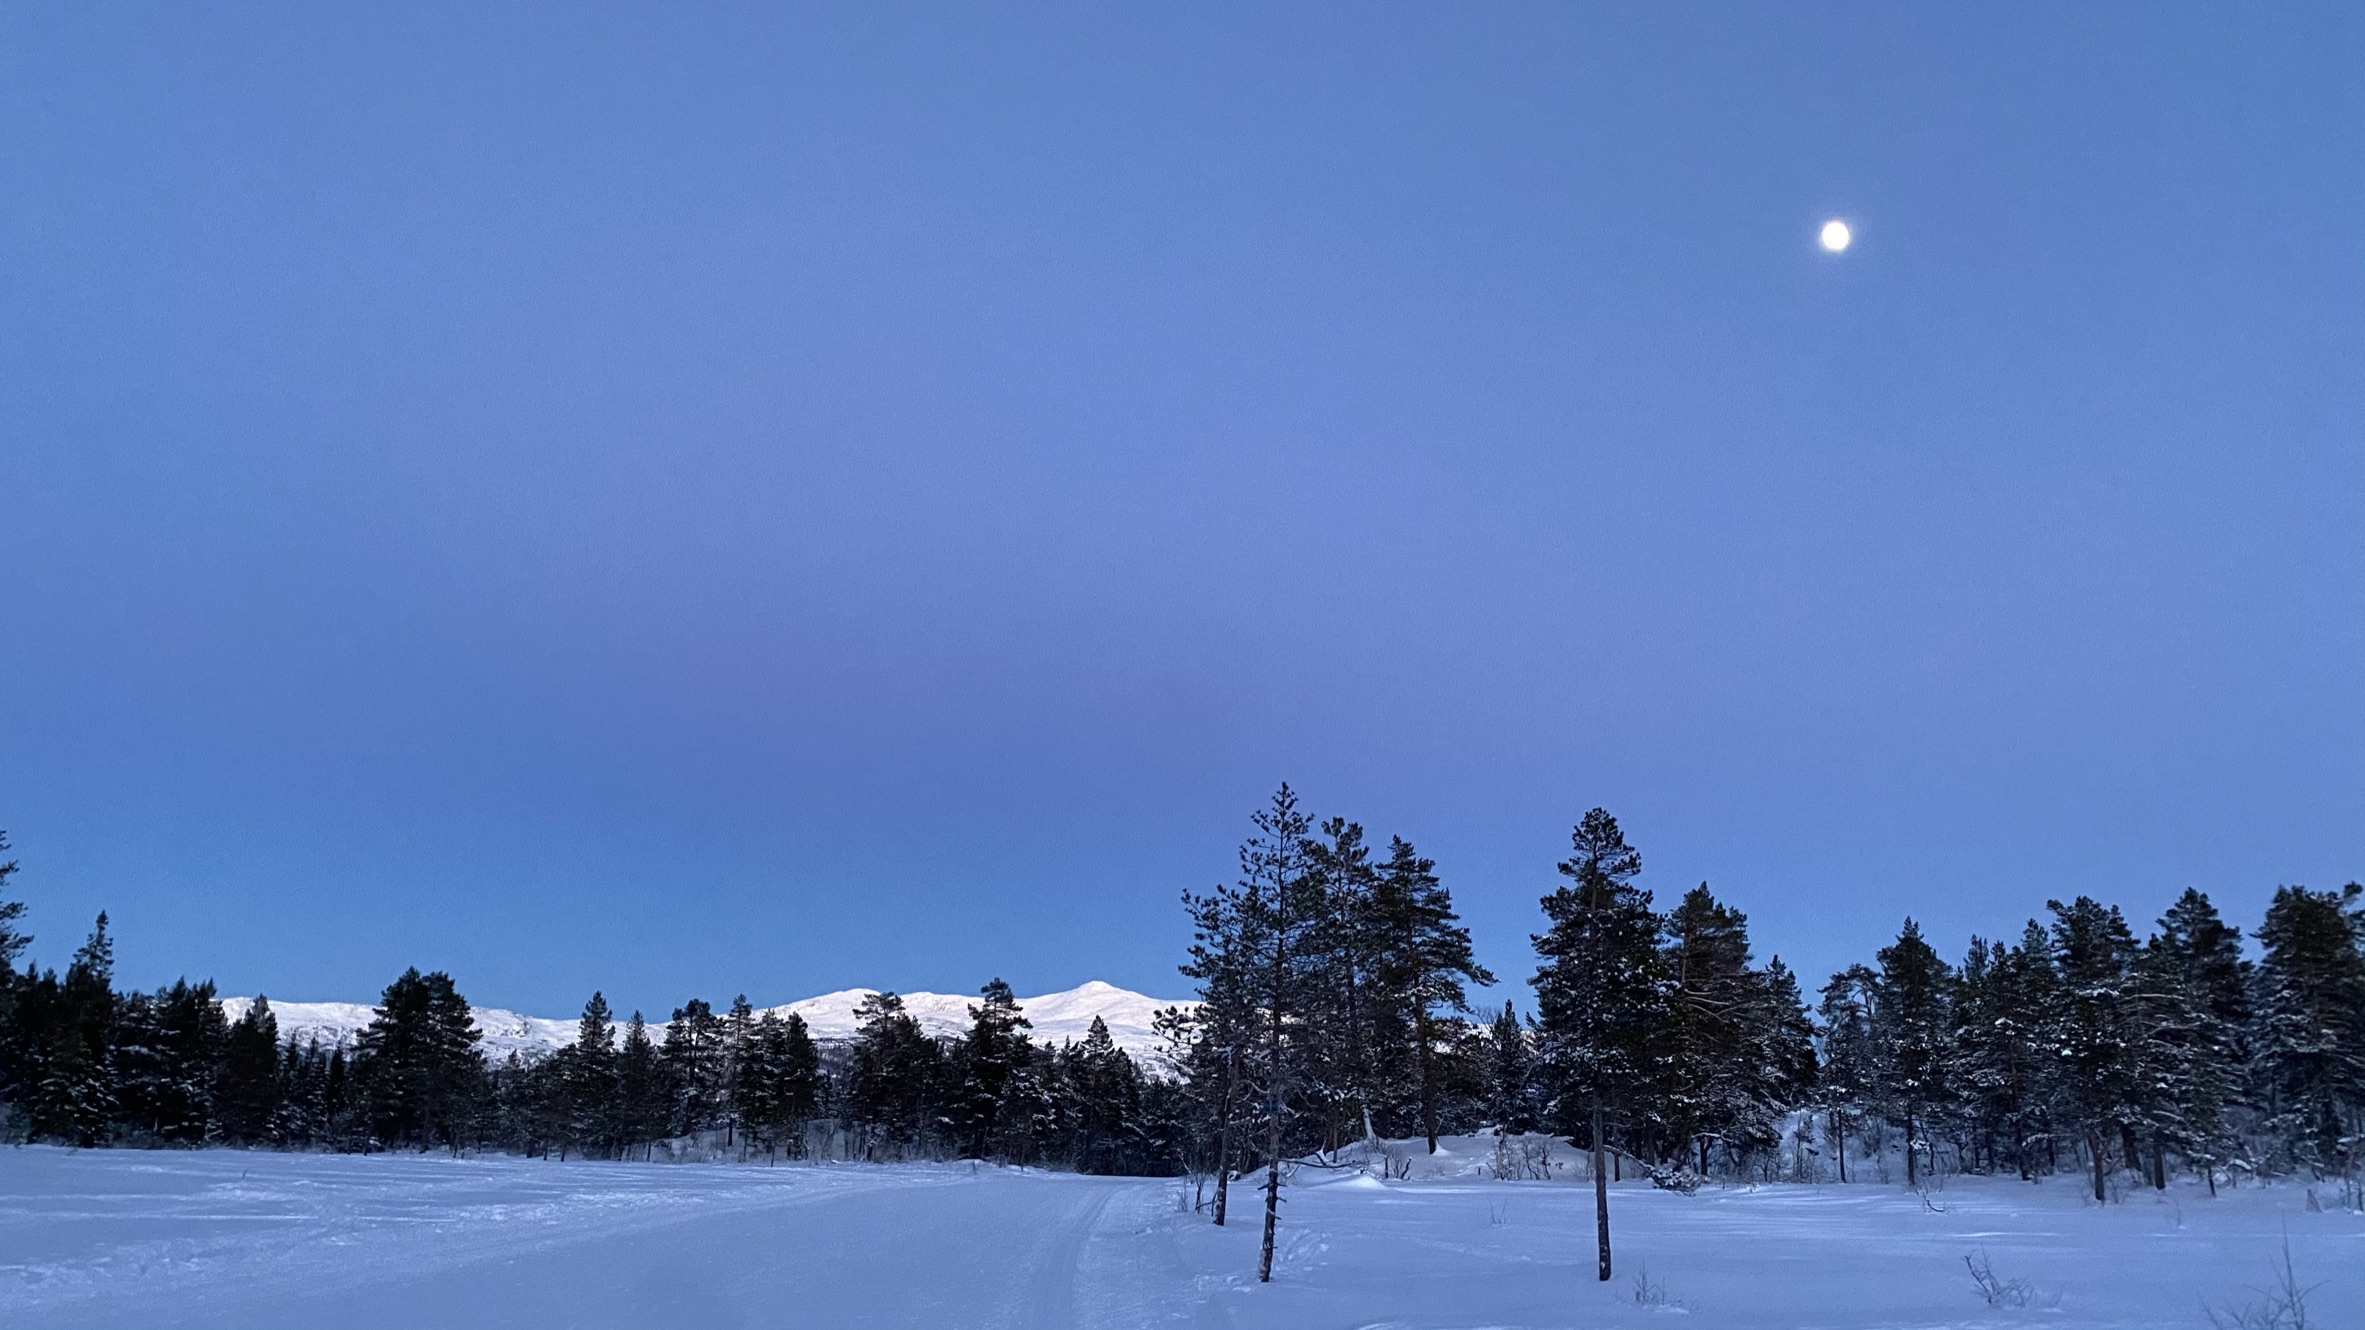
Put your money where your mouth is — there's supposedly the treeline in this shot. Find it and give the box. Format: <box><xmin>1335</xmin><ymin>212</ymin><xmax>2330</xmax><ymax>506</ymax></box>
<box><xmin>495</xmin><ymin>982</ymin><xmax>1182</xmax><ymax>1173</ymax></box>
<box><xmin>1519</xmin><ymin>808</ymin><xmax>2365</xmax><ymax>1204</ymax></box>
<box><xmin>0</xmin><ymin>834</ymin><xmax>1182</xmax><ymax>1171</ymax></box>
<box><xmin>1165</xmin><ymin>791</ymin><xmax>2365</xmax><ymax>1281</ymax></box>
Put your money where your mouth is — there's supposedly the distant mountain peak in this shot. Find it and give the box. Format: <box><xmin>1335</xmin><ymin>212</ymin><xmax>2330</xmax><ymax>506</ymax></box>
<box><xmin>222</xmin><ymin>980</ymin><xmax>1190</xmax><ymax>1060</ymax></box>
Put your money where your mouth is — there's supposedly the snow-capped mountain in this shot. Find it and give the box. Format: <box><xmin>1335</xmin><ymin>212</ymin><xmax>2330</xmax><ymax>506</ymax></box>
<box><xmin>221</xmin><ymin>981</ymin><xmax>1187</xmax><ymax>1061</ymax></box>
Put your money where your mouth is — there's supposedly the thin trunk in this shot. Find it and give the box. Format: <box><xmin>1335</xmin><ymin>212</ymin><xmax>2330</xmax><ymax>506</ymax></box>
<box><xmin>1213</xmin><ymin>1047</ymin><xmax>1238</xmax><ymax>1225</ymax></box>
<box><xmin>1258</xmin><ymin>907</ymin><xmax>1287</xmax><ymax>1284</ymax></box>
<box><xmin>1904</xmin><ymin>1104</ymin><xmax>1919</xmax><ymax>1187</ymax></box>
<box><xmin>1417</xmin><ymin>1008</ymin><xmax>1439</xmax><ymax>1154</ymax></box>
<box><xmin>2089</xmin><ymin>1130</ymin><xmax>2106</xmax><ymax>1203</ymax></box>
<box><xmin>1591</xmin><ymin>1096</ymin><xmax>1612</xmax><ymax>1282</ymax></box>
<box><xmin>2150</xmin><ymin>1136</ymin><xmax>2166</xmax><ymax>1191</ymax></box>
<box><xmin>1258</xmin><ymin>1108</ymin><xmax>1283</xmax><ymax>1282</ymax></box>
<box><xmin>1834</xmin><ymin>1112</ymin><xmax>1846</xmax><ymax>1183</ymax></box>
<box><xmin>1698</xmin><ymin>1136</ymin><xmax>1709</xmax><ymax>1176</ymax></box>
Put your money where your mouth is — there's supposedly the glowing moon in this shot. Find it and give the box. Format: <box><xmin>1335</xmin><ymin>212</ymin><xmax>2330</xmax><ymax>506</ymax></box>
<box><xmin>1819</xmin><ymin>219</ymin><xmax>1852</xmax><ymax>253</ymax></box>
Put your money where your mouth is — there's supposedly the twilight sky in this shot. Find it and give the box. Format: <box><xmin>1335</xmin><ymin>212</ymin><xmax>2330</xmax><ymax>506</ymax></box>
<box><xmin>3</xmin><ymin>5</ymin><xmax>2359</xmax><ymax>1020</ymax></box>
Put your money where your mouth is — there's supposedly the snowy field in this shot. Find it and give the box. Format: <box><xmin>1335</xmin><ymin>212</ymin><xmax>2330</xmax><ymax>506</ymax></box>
<box><xmin>2</xmin><ymin>1143</ymin><xmax>2360</xmax><ymax>1330</ymax></box>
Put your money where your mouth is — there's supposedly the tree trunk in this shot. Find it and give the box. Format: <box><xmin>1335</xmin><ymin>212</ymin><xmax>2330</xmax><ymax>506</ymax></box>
<box><xmin>1258</xmin><ymin>1107</ymin><xmax>1283</xmax><ymax>1283</ymax></box>
<box><xmin>1592</xmin><ymin>1096</ymin><xmax>1612</xmax><ymax>1281</ymax></box>
<box><xmin>1213</xmin><ymin>1047</ymin><xmax>1238</xmax><ymax>1226</ymax></box>
<box><xmin>1834</xmin><ymin>1113</ymin><xmax>1846</xmax><ymax>1183</ymax></box>
<box><xmin>1905</xmin><ymin>1104</ymin><xmax>1918</xmax><ymax>1187</ymax></box>
<box><xmin>1698</xmin><ymin>1136</ymin><xmax>1709</xmax><ymax>1176</ymax></box>
<box><xmin>1417</xmin><ymin>1009</ymin><xmax>1439</xmax><ymax>1154</ymax></box>
<box><xmin>2150</xmin><ymin>1136</ymin><xmax>2166</xmax><ymax>1191</ymax></box>
<box><xmin>2089</xmin><ymin>1130</ymin><xmax>2106</xmax><ymax>1203</ymax></box>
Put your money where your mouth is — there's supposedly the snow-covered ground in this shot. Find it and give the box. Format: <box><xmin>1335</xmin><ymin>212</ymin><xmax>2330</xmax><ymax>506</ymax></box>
<box><xmin>3</xmin><ymin>1140</ymin><xmax>2358</xmax><ymax>1330</ymax></box>
<box><xmin>221</xmin><ymin>980</ymin><xmax>1184</xmax><ymax>1061</ymax></box>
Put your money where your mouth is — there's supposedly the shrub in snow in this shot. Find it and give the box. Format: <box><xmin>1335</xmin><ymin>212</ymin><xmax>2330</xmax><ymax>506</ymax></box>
<box><xmin>1963</xmin><ymin>1249</ymin><xmax>2034</xmax><ymax>1308</ymax></box>
<box><xmin>1646</xmin><ymin>1165</ymin><xmax>1704</xmax><ymax>1195</ymax></box>
<box><xmin>2205</xmin><ymin>1236</ymin><xmax>2319</xmax><ymax>1330</ymax></box>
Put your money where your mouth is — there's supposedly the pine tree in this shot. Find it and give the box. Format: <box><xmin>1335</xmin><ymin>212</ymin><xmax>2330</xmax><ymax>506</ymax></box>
<box><xmin>722</xmin><ymin>995</ymin><xmax>756</xmax><ymax>1150</ymax></box>
<box><xmin>1179</xmin><ymin>871</ymin><xmax>1259</xmax><ymax>1227</ymax></box>
<box><xmin>1749</xmin><ymin>957</ymin><xmax>1819</xmax><ymax>1169</ymax></box>
<box><xmin>660</xmin><ymin>998</ymin><xmax>728</xmax><ymax>1138</ymax></box>
<box><xmin>1303</xmin><ymin>817</ymin><xmax>1382</xmax><ymax>1155</ymax></box>
<box><xmin>1870</xmin><ymin>920</ymin><xmax>1951</xmax><ymax>1188</ymax></box>
<box><xmin>1658</xmin><ymin>884</ymin><xmax>1778</xmax><ymax>1175</ymax></box>
<box><xmin>2252</xmin><ymin>883</ymin><xmax>2365</xmax><ymax>1179</ymax></box>
<box><xmin>845</xmin><ymin>991</ymin><xmax>940</xmax><ymax>1159</ymax></box>
<box><xmin>952</xmin><ymin>979</ymin><xmax>1032</xmax><ymax>1159</ymax></box>
<box><xmin>356</xmin><ymin>967</ymin><xmax>485</xmax><ymax>1151</ymax></box>
<box><xmin>0</xmin><ymin>831</ymin><xmax>25</xmax><ymax>1130</ymax></box>
<box><xmin>2151</xmin><ymin>890</ymin><xmax>2250</xmax><ymax>1190</ymax></box>
<box><xmin>1815</xmin><ymin>965</ymin><xmax>1878</xmax><ymax>1182</ymax></box>
<box><xmin>2047</xmin><ymin>897</ymin><xmax>2144</xmax><ymax>1201</ymax></box>
<box><xmin>1368</xmin><ymin>836</ymin><xmax>1494</xmax><ymax>1152</ymax></box>
<box><xmin>1950</xmin><ymin>934</ymin><xmax>2056</xmax><ymax>1180</ymax></box>
<box><xmin>0</xmin><ymin>832</ymin><xmax>23</xmax><ymax>977</ymax></box>
<box><xmin>1234</xmin><ymin>784</ymin><xmax>1321</xmax><ymax>1283</ymax></box>
<box><xmin>561</xmin><ymin>992</ymin><xmax>619</xmax><ymax>1158</ymax></box>
<box><xmin>1532</xmin><ymin>808</ymin><xmax>1667</xmax><ymax>1282</ymax></box>
<box><xmin>777</xmin><ymin>1012</ymin><xmax>821</xmax><ymax>1154</ymax></box>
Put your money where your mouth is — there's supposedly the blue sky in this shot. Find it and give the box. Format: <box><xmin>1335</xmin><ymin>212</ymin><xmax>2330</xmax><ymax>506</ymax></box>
<box><xmin>3</xmin><ymin>5</ymin><xmax>2359</xmax><ymax>1018</ymax></box>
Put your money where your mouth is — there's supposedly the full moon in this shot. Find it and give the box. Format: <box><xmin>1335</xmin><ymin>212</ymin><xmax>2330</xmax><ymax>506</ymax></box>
<box><xmin>1819</xmin><ymin>219</ymin><xmax>1852</xmax><ymax>252</ymax></box>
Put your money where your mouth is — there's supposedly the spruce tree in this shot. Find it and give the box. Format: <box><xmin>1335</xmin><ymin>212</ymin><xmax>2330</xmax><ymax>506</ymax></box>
<box><xmin>1068</xmin><ymin>1015</ymin><xmax>1145</xmax><ymax>1173</ymax></box>
<box><xmin>777</xmin><ymin>1011</ymin><xmax>821</xmax><ymax>1155</ymax></box>
<box><xmin>114</xmin><ymin>978</ymin><xmax>226</xmax><ymax>1144</ymax></box>
<box><xmin>1532</xmin><ymin>808</ymin><xmax>1667</xmax><ymax>1282</ymax></box>
<box><xmin>615</xmin><ymin>1012</ymin><xmax>667</xmax><ymax>1157</ymax></box>
<box><xmin>1486</xmin><ymin>1002</ymin><xmax>1538</xmax><ymax>1134</ymax></box>
<box><xmin>216</xmin><ymin>995</ymin><xmax>283</xmax><ymax>1145</ymax></box>
<box><xmin>29</xmin><ymin>915</ymin><xmax>119</xmax><ymax>1146</ymax></box>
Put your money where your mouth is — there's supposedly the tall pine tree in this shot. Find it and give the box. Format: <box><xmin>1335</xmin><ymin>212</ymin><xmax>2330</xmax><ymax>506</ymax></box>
<box><xmin>1532</xmin><ymin>809</ymin><xmax>1666</xmax><ymax>1282</ymax></box>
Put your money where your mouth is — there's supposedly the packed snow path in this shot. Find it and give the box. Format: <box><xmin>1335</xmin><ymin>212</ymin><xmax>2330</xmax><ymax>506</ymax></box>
<box><xmin>2</xmin><ymin>1146</ymin><xmax>2360</xmax><ymax>1329</ymax></box>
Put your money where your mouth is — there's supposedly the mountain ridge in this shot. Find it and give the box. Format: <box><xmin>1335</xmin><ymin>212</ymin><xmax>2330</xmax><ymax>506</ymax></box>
<box><xmin>221</xmin><ymin>980</ymin><xmax>1190</xmax><ymax>1061</ymax></box>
